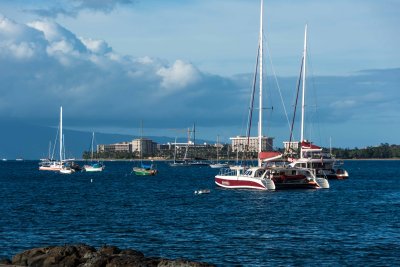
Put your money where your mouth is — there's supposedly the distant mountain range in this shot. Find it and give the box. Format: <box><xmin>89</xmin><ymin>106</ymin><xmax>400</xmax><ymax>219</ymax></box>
<box><xmin>0</xmin><ymin>120</ymin><xmax>210</xmax><ymax>160</ymax></box>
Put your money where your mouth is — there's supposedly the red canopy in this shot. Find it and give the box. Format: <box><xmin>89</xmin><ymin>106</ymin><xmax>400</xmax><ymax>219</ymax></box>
<box><xmin>301</xmin><ymin>141</ymin><xmax>321</xmax><ymax>150</ymax></box>
<box><xmin>259</xmin><ymin>151</ymin><xmax>282</xmax><ymax>160</ymax></box>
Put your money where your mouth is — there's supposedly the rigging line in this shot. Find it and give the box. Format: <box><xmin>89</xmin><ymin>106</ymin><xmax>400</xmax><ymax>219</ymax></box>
<box><xmin>288</xmin><ymin>56</ymin><xmax>304</xmax><ymax>155</ymax></box>
<box><xmin>301</xmin><ymin>39</ymin><xmax>321</xmax><ymax>146</ymax></box>
<box><xmin>307</xmin><ymin>47</ymin><xmax>323</xmax><ymax>146</ymax></box>
<box><xmin>264</xmin><ymin>32</ymin><xmax>291</xmax><ymax>132</ymax></box>
<box><xmin>52</xmin><ymin>125</ymin><xmax>59</xmax><ymax>161</ymax></box>
<box><xmin>246</xmin><ymin>42</ymin><xmax>260</xmax><ymax>149</ymax></box>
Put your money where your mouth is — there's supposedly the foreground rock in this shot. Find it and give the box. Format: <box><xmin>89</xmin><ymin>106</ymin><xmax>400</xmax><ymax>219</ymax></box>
<box><xmin>4</xmin><ymin>244</ymin><xmax>214</xmax><ymax>267</ymax></box>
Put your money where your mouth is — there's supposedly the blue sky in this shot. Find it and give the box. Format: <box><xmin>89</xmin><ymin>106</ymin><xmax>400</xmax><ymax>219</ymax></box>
<box><xmin>0</xmin><ymin>0</ymin><xmax>399</xmax><ymax>151</ymax></box>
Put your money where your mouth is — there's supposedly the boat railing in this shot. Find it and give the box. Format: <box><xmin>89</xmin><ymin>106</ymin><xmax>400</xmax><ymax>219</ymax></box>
<box><xmin>218</xmin><ymin>166</ymin><xmax>246</xmax><ymax>176</ymax></box>
<box><xmin>307</xmin><ymin>152</ymin><xmax>333</xmax><ymax>159</ymax></box>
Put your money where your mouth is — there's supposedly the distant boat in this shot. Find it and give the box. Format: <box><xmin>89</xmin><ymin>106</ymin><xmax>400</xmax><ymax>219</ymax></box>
<box><xmin>133</xmin><ymin>162</ymin><xmax>157</xmax><ymax>176</ymax></box>
<box><xmin>169</xmin><ymin>136</ymin><xmax>191</xmax><ymax>167</ymax></box>
<box><xmin>209</xmin><ymin>135</ymin><xmax>229</xmax><ymax>169</ymax></box>
<box><xmin>60</xmin><ymin>162</ymin><xmax>75</xmax><ymax>174</ymax></box>
<box><xmin>39</xmin><ymin>107</ymin><xmax>64</xmax><ymax>171</ymax></box>
<box><xmin>15</xmin><ymin>158</ymin><xmax>23</xmax><ymax>161</ymax></box>
<box><xmin>209</xmin><ymin>162</ymin><xmax>229</xmax><ymax>169</ymax></box>
<box><xmin>2</xmin><ymin>158</ymin><xmax>7</xmax><ymax>161</ymax></box>
<box><xmin>59</xmin><ymin>108</ymin><xmax>75</xmax><ymax>174</ymax></box>
<box><xmin>132</xmin><ymin>121</ymin><xmax>158</xmax><ymax>176</ymax></box>
<box><xmin>83</xmin><ymin>132</ymin><xmax>105</xmax><ymax>172</ymax></box>
<box><xmin>169</xmin><ymin>126</ymin><xmax>209</xmax><ymax>167</ymax></box>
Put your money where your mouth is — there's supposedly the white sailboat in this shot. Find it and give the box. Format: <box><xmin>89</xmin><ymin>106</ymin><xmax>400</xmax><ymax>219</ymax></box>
<box><xmin>39</xmin><ymin>107</ymin><xmax>64</xmax><ymax>171</ymax></box>
<box><xmin>169</xmin><ymin>136</ymin><xmax>191</xmax><ymax>167</ymax></box>
<box><xmin>83</xmin><ymin>132</ymin><xmax>105</xmax><ymax>172</ymax></box>
<box><xmin>209</xmin><ymin>135</ymin><xmax>228</xmax><ymax>168</ymax></box>
<box><xmin>215</xmin><ymin>0</ymin><xmax>328</xmax><ymax>190</ymax></box>
<box><xmin>59</xmin><ymin>107</ymin><xmax>75</xmax><ymax>174</ymax></box>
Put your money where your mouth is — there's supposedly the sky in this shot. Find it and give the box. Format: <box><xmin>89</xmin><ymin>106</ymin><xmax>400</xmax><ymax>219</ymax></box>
<box><xmin>0</xmin><ymin>0</ymin><xmax>399</xmax><ymax>153</ymax></box>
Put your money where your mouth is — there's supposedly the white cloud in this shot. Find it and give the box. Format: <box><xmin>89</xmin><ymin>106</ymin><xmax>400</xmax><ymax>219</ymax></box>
<box><xmin>79</xmin><ymin>37</ymin><xmax>112</xmax><ymax>54</ymax></box>
<box><xmin>0</xmin><ymin>15</ymin><xmax>47</xmax><ymax>59</ymax></box>
<box><xmin>157</xmin><ymin>60</ymin><xmax>201</xmax><ymax>91</ymax></box>
<box><xmin>27</xmin><ymin>20</ymin><xmax>87</xmax><ymax>54</ymax></box>
<box><xmin>8</xmin><ymin>42</ymin><xmax>35</xmax><ymax>59</ymax></box>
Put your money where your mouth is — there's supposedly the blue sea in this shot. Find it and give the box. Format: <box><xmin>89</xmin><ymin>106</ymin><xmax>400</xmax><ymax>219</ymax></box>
<box><xmin>1</xmin><ymin>160</ymin><xmax>399</xmax><ymax>266</ymax></box>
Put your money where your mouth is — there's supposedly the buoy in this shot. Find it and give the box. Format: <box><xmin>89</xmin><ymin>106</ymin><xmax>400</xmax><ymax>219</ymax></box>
<box><xmin>90</xmin><ymin>179</ymin><xmax>93</xmax><ymax>183</ymax></box>
<box><xmin>194</xmin><ymin>189</ymin><xmax>210</xmax><ymax>195</ymax></box>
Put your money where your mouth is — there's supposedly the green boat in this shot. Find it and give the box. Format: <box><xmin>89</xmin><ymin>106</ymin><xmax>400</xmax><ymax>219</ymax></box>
<box><xmin>133</xmin><ymin>163</ymin><xmax>157</xmax><ymax>176</ymax></box>
<box><xmin>132</xmin><ymin>121</ymin><xmax>158</xmax><ymax>176</ymax></box>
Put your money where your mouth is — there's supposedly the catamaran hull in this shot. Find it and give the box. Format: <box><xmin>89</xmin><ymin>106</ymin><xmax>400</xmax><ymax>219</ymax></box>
<box><xmin>60</xmin><ymin>169</ymin><xmax>74</xmax><ymax>174</ymax></box>
<box><xmin>133</xmin><ymin>167</ymin><xmax>157</xmax><ymax>176</ymax></box>
<box><xmin>274</xmin><ymin>182</ymin><xmax>320</xmax><ymax>190</ymax></box>
<box><xmin>84</xmin><ymin>166</ymin><xmax>104</xmax><ymax>172</ymax></box>
<box><xmin>39</xmin><ymin>165</ymin><xmax>62</xmax><ymax>171</ymax></box>
<box><xmin>215</xmin><ymin>176</ymin><xmax>272</xmax><ymax>190</ymax></box>
<box><xmin>210</xmin><ymin>163</ymin><xmax>229</xmax><ymax>169</ymax></box>
<box><xmin>215</xmin><ymin>175</ymin><xmax>324</xmax><ymax>190</ymax></box>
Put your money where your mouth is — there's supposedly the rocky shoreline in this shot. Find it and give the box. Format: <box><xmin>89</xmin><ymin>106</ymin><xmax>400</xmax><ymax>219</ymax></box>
<box><xmin>0</xmin><ymin>244</ymin><xmax>214</xmax><ymax>267</ymax></box>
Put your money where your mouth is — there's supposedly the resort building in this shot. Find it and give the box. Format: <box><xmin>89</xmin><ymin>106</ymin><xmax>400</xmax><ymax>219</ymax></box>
<box><xmin>97</xmin><ymin>142</ymin><xmax>131</xmax><ymax>153</ymax></box>
<box><xmin>230</xmin><ymin>136</ymin><xmax>274</xmax><ymax>152</ymax></box>
<box><xmin>97</xmin><ymin>138</ymin><xmax>157</xmax><ymax>156</ymax></box>
<box><xmin>283</xmin><ymin>141</ymin><xmax>300</xmax><ymax>155</ymax></box>
<box><xmin>131</xmin><ymin>138</ymin><xmax>158</xmax><ymax>156</ymax></box>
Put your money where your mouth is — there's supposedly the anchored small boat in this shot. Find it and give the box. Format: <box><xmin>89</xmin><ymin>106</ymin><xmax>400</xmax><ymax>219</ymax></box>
<box><xmin>132</xmin><ymin>121</ymin><xmax>158</xmax><ymax>176</ymax></box>
<box><xmin>83</xmin><ymin>132</ymin><xmax>105</xmax><ymax>172</ymax></box>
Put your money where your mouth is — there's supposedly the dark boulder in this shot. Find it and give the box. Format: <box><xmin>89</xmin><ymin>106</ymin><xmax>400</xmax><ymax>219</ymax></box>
<box><xmin>0</xmin><ymin>258</ymin><xmax>12</xmax><ymax>264</ymax></box>
<box><xmin>9</xmin><ymin>244</ymin><xmax>215</xmax><ymax>267</ymax></box>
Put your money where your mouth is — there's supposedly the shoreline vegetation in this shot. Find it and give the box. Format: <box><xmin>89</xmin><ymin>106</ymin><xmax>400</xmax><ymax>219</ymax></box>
<box><xmin>80</xmin><ymin>143</ymin><xmax>400</xmax><ymax>161</ymax></box>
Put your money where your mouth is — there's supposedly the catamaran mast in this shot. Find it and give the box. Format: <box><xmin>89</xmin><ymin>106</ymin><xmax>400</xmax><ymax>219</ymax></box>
<box><xmin>59</xmin><ymin>106</ymin><xmax>63</xmax><ymax>163</ymax></box>
<box><xmin>300</xmin><ymin>24</ymin><xmax>308</xmax><ymax>143</ymax></box>
<box><xmin>300</xmin><ymin>24</ymin><xmax>308</xmax><ymax>159</ymax></box>
<box><xmin>258</xmin><ymin>0</ymin><xmax>264</xmax><ymax>166</ymax></box>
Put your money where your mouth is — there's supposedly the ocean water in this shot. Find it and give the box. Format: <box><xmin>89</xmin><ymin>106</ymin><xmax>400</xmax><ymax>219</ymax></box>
<box><xmin>1</xmin><ymin>160</ymin><xmax>399</xmax><ymax>266</ymax></box>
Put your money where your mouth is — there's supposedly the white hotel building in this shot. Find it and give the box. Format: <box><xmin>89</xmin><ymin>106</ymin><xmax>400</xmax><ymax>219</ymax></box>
<box><xmin>97</xmin><ymin>138</ymin><xmax>157</xmax><ymax>156</ymax></box>
<box><xmin>230</xmin><ymin>136</ymin><xmax>274</xmax><ymax>152</ymax></box>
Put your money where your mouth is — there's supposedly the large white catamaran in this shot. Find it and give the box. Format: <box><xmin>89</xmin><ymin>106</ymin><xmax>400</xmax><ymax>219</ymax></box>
<box><xmin>215</xmin><ymin>0</ymin><xmax>329</xmax><ymax>190</ymax></box>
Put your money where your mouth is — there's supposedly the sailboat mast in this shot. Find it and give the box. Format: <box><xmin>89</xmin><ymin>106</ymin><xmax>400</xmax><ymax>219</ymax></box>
<box><xmin>59</xmin><ymin>106</ymin><xmax>63</xmax><ymax>162</ymax></box>
<box><xmin>91</xmin><ymin>132</ymin><xmax>94</xmax><ymax>160</ymax></box>
<box><xmin>216</xmin><ymin>135</ymin><xmax>220</xmax><ymax>162</ymax></box>
<box><xmin>258</xmin><ymin>0</ymin><xmax>264</xmax><ymax>166</ymax></box>
<box><xmin>140</xmin><ymin>121</ymin><xmax>143</xmax><ymax>163</ymax></box>
<box><xmin>63</xmin><ymin>134</ymin><xmax>66</xmax><ymax>161</ymax></box>
<box><xmin>48</xmin><ymin>141</ymin><xmax>51</xmax><ymax>160</ymax></box>
<box><xmin>300</xmin><ymin>24</ymin><xmax>308</xmax><ymax>143</ymax></box>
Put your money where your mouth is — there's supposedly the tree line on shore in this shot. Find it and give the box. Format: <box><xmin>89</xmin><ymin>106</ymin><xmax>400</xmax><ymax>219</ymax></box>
<box><xmin>82</xmin><ymin>143</ymin><xmax>400</xmax><ymax>160</ymax></box>
<box><xmin>330</xmin><ymin>143</ymin><xmax>400</xmax><ymax>159</ymax></box>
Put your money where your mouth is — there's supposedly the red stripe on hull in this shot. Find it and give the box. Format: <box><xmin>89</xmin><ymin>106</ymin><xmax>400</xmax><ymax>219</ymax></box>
<box><xmin>215</xmin><ymin>177</ymin><xmax>267</xmax><ymax>190</ymax></box>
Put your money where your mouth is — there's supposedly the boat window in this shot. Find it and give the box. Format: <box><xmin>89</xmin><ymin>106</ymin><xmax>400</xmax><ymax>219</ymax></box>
<box><xmin>255</xmin><ymin>170</ymin><xmax>265</xmax><ymax>177</ymax></box>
